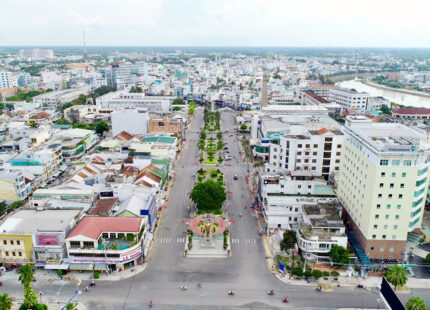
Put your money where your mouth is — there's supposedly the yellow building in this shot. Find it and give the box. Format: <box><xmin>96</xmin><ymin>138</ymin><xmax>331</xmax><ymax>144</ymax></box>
<box><xmin>0</xmin><ymin>171</ymin><xmax>31</xmax><ymax>202</ymax></box>
<box><xmin>0</xmin><ymin>234</ymin><xmax>33</xmax><ymax>264</ymax></box>
<box><xmin>338</xmin><ymin>116</ymin><xmax>430</xmax><ymax>260</ymax></box>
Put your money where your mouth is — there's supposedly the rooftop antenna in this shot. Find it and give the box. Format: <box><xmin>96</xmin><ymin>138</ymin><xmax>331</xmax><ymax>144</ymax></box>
<box><xmin>83</xmin><ymin>30</ymin><xmax>88</xmax><ymax>63</ymax></box>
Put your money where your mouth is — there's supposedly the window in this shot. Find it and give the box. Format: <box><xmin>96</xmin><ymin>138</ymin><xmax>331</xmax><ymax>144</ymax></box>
<box><xmin>376</xmin><ymin>204</ymin><xmax>381</xmax><ymax>209</ymax></box>
<box><xmin>335</xmin><ymin>159</ymin><xmax>340</xmax><ymax>163</ymax></box>
<box><xmin>12</xmin><ymin>252</ymin><xmax>16</xmax><ymax>256</ymax></box>
<box><xmin>313</xmin><ymin>152</ymin><xmax>317</xmax><ymax>155</ymax></box>
<box><xmin>312</xmin><ymin>167</ymin><xmax>316</xmax><ymax>170</ymax></box>
<box><xmin>384</xmin><ymin>225</ymin><xmax>388</xmax><ymax>229</ymax></box>
<box><xmin>370</xmin><ymin>247</ymin><xmax>375</xmax><ymax>251</ymax></box>
<box><xmin>10</xmin><ymin>240</ymin><xmax>14</xmax><ymax>245</ymax></box>
<box><xmin>312</xmin><ymin>159</ymin><xmax>317</xmax><ymax>163</ymax></box>
<box><xmin>379</xmin><ymin>183</ymin><xmax>384</xmax><ymax>188</ymax></box>
<box><xmin>394</xmin><ymin>225</ymin><xmax>398</xmax><ymax>230</ymax></box>
<box><xmin>389</xmin><ymin>247</ymin><xmax>394</xmax><ymax>253</ymax></box>
<box><xmin>305</xmin><ymin>144</ymin><xmax>310</xmax><ymax>148</ymax></box>
<box><xmin>298</xmin><ymin>185</ymin><xmax>301</xmax><ymax>188</ymax></box>
<box><xmin>375</xmin><ymin>214</ymin><xmax>379</xmax><ymax>219</ymax></box>
<box><xmin>380</xmin><ymin>247</ymin><xmax>385</xmax><ymax>252</ymax></box>
<box><xmin>397</xmin><ymin>204</ymin><xmax>401</xmax><ymax>209</ymax></box>
<box><xmin>297</xmin><ymin>152</ymin><xmax>302</xmax><ymax>155</ymax></box>
<box><xmin>313</xmin><ymin>144</ymin><xmax>318</xmax><ymax>148</ymax></box>
<box><xmin>337</xmin><ymin>144</ymin><xmax>342</xmax><ymax>149</ymax></box>
<box><xmin>17</xmin><ymin>240</ymin><xmax>20</xmax><ymax>245</ymax></box>
<box><xmin>404</xmin><ymin>160</ymin><xmax>412</xmax><ymax>166</ymax></box>
<box><xmin>398</xmin><ymin>194</ymin><xmax>403</xmax><ymax>199</ymax></box>
<box><xmin>380</xmin><ymin>160</ymin><xmax>388</xmax><ymax>166</ymax></box>
<box><xmin>387</xmin><ymin>204</ymin><xmax>391</xmax><ymax>209</ymax></box>
<box><xmin>298</xmin><ymin>144</ymin><xmax>302</xmax><ymax>148</ymax></box>
<box><xmin>402</xmin><ymin>172</ymin><xmax>406</xmax><ymax>177</ymax></box>
<box><xmin>400</xmin><ymin>183</ymin><xmax>404</xmax><ymax>188</ymax></box>
<box><xmin>395</xmin><ymin>215</ymin><xmax>400</xmax><ymax>220</ymax></box>
<box><xmin>374</xmin><ymin>225</ymin><xmax>378</xmax><ymax>229</ymax></box>
<box><xmin>378</xmin><ymin>194</ymin><xmax>382</xmax><ymax>198</ymax></box>
<box><xmin>388</xmin><ymin>194</ymin><xmax>392</xmax><ymax>199</ymax></box>
<box><xmin>382</xmin><ymin>235</ymin><xmax>386</xmax><ymax>240</ymax></box>
<box><xmin>392</xmin><ymin>235</ymin><xmax>396</xmax><ymax>240</ymax></box>
<box><xmin>296</xmin><ymin>159</ymin><xmax>301</xmax><ymax>163</ymax></box>
<box><xmin>18</xmin><ymin>252</ymin><xmax>22</xmax><ymax>257</ymax></box>
<box><xmin>336</xmin><ymin>152</ymin><xmax>341</xmax><ymax>156</ymax></box>
<box><xmin>3</xmin><ymin>240</ymin><xmax>6</xmax><ymax>245</ymax></box>
<box><xmin>392</xmin><ymin>160</ymin><xmax>400</xmax><ymax>166</ymax></box>
<box><xmin>305</xmin><ymin>152</ymin><xmax>309</xmax><ymax>156</ymax></box>
<box><xmin>5</xmin><ymin>251</ymin><xmax>9</xmax><ymax>256</ymax></box>
<box><xmin>381</xmin><ymin>172</ymin><xmax>386</xmax><ymax>177</ymax></box>
<box><xmin>385</xmin><ymin>215</ymin><xmax>389</xmax><ymax>219</ymax></box>
<box><xmin>372</xmin><ymin>235</ymin><xmax>376</xmax><ymax>239</ymax></box>
<box><xmin>390</xmin><ymin>183</ymin><xmax>394</xmax><ymax>188</ymax></box>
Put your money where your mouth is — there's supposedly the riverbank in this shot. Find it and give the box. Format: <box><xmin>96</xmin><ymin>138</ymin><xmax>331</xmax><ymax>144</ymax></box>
<box><xmin>362</xmin><ymin>80</ymin><xmax>430</xmax><ymax>99</ymax></box>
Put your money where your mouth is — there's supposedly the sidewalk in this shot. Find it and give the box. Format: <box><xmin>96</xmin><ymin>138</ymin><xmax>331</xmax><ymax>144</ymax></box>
<box><xmin>276</xmin><ymin>273</ymin><xmax>430</xmax><ymax>289</ymax></box>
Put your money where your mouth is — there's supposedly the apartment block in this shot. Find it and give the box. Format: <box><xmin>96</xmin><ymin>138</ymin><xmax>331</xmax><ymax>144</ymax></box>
<box><xmin>329</xmin><ymin>87</ymin><xmax>369</xmax><ymax>114</ymax></box>
<box><xmin>337</xmin><ymin>116</ymin><xmax>430</xmax><ymax>260</ymax></box>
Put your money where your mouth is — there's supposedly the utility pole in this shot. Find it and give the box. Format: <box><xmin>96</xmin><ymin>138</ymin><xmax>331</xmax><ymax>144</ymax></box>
<box><xmin>83</xmin><ymin>30</ymin><xmax>88</xmax><ymax>63</ymax></box>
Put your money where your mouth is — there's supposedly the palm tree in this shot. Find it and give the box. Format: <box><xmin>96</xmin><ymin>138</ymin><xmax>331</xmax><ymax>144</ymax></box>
<box><xmin>406</xmin><ymin>296</ymin><xmax>427</xmax><ymax>310</ymax></box>
<box><xmin>385</xmin><ymin>265</ymin><xmax>408</xmax><ymax>291</ymax></box>
<box><xmin>65</xmin><ymin>303</ymin><xmax>78</xmax><ymax>310</ymax></box>
<box><xmin>17</xmin><ymin>264</ymin><xmax>34</xmax><ymax>286</ymax></box>
<box><xmin>0</xmin><ymin>293</ymin><xmax>13</xmax><ymax>310</ymax></box>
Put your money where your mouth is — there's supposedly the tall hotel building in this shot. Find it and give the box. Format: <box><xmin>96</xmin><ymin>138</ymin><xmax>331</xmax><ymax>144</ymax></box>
<box><xmin>338</xmin><ymin>116</ymin><xmax>430</xmax><ymax>260</ymax></box>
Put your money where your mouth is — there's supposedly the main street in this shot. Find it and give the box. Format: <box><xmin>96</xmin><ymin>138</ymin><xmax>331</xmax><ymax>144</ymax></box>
<box><xmin>3</xmin><ymin>107</ymin><xmax>430</xmax><ymax>309</ymax></box>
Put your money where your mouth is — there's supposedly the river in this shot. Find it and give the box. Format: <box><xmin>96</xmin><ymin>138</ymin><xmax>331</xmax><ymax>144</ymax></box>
<box><xmin>337</xmin><ymin>79</ymin><xmax>430</xmax><ymax>109</ymax></box>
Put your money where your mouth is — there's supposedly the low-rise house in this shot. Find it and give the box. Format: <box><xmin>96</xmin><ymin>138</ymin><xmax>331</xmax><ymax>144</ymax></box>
<box><xmin>0</xmin><ymin>170</ymin><xmax>33</xmax><ymax>202</ymax></box>
<box><xmin>0</xmin><ymin>209</ymin><xmax>81</xmax><ymax>267</ymax></box>
<box><xmin>55</xmin><ymin>128</ymin><xmax>99</xmax><ymax>161</ymax></box>
<box><xmin>148</xmin><ymin>115</ymin><xmax>184</xmax><ymax>137</ymax></box>
<box><xmin>296</xmin><ymin>203</ymin><xmax>348</xmax><ymax>262</ymax></box>
<box><xmin>65</xmin><ymin>216</ymin><xmax>147</xmax><ymax>272</ymax></box>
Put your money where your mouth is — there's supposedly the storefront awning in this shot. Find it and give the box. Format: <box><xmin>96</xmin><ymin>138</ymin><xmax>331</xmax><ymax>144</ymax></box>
<box><xmin>35</xmin><ymin>263</ymin><xmax>46</xmax><ymax>268</ymax></box>
<box><xmin>44</xmin><ymin>263</ymin><xmax>70</xmax><ymax>270</ymax></box>
<box><xmin>94</xmin><ymin>263</ymin><xmax>107</xmax><ymax>271</ymax></box>
<box><xmin>69</xmin><ymin>263</ymin><xmax>93</xmax><ymax>271</ymax></box>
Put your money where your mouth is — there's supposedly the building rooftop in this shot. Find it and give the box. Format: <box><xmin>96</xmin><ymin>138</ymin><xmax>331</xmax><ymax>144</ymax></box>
<box><xmin>142</xmin><ymin>136</ymin><xmax>176</xmax><ymax>144</ymax></box>
<box><xmin>303</xmin><ymin>203</ymin><xmax>344</xmax><ymax>228</ymax></box>
<box><xmin>0</xmin><ymin>209</ymin><xmax>81</xmax><ymax>234</ymax></box>
<box><xmin>66</xmin><ymin>216</ymin><xmax>142</xmax><ymax>240</ymax></box>
<box><xmin>88</xmin><ymin>198</ymin><xmax>118</xmax><ymax>216</ymax></box>
<box><xmin>393</xmin><ymin>108</ymin><xmax>430</xmax><ymax>115</ymax></box>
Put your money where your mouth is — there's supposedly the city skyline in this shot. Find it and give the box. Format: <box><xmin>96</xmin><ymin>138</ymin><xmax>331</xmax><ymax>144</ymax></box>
<box><xmin>2</xmin><ymin>0</ymin><xmax>430</xmax><ymax>47</ymax></box>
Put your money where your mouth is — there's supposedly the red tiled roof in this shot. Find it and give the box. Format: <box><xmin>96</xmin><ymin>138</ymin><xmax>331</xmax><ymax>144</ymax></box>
<box><xmin>67</xmin><ymin>216</ymin><xmax>142</xmax><ymax>239</ymax></box>
<box><xmin>308</xmin><ymin>83</ymin><xmax>335</xmax><ymax>88</ymax></box>
<box><xmin>316</xmin><ymin>128</ymin><xmax>330</xmax><ymax>135</ymax></box>
<box><xmin>88</xmin><ymin>198</ymin><xmax>118</xmax><ymax>216</ymax></box>
<box><xmin>304</xmin><ymin>90</ymin><xmax>329</xmax><ymax>103</ymax></box>
<box><xmin>114</xmin><ymin>131</ymin><xmax>133</xmax><ymax>141</ymax></box>
<box><xmin>393</xmin><ymin>108</ymin><xmax>430</xmax><ymax>115</ymax></box>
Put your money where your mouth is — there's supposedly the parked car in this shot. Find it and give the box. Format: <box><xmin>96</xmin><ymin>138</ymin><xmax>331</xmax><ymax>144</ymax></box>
<box><xmin>233</xmin><ymin>174</ymin><xmax>238</xmax><ymax>180</ymax></box>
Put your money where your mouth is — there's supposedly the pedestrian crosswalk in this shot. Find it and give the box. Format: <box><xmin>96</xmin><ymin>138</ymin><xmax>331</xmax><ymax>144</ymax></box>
<box><xmin>157</xmin><ymin>237</ymin><xmax>257</xmax><ymax>245</ymax></box>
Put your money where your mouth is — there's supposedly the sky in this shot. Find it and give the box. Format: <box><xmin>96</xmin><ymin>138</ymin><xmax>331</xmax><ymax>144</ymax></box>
<box><xmin>1</xmin><ymin>0</ymin><xmax>430</xmax><ymax>47</ymax></box>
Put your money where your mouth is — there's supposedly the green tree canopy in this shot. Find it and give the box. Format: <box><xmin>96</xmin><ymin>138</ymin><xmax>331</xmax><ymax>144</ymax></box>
<box><xmin>425</xmin><ymin>253</ymin><xmax>430</xmax><ymax>266</ymax></box>
<box><xmin>329</xmin><ymin>245</ymin><xmax>350</xmax><ymax>265</ymax></box>
<box><xmin>93</xmin><ymin>86</ymin><xmax>115</xmax><ymax>98</ymax></box>
<box><xmin>17</xmin><ymin>264</ymin><xmax>34</xmax><ymax>286</ymax></box>
<box><xmin>130</xmin><ymin>86</ymin><xmax>143</xmax><ymax>93</ymax></box>
<box><xmin>385</xmin><ymin>265</ymin><xmax>408</xmax><ymax>291</ymax></box>
<box><xmin>240</xmin><ymin>124</ymin><xmax>247</xmax><ymax>130</ymax></box>
<box><xmin>380</xmin><ymin>104</ymin><xmax>392</xmax><ymax>115</ymax></box>
<box><xmin>406</xmin><ymin>296</ymin><xmax>427</xmax><ymax>310</ymax></box>
<box><xmin>190</xmin><ymin>179</ymin><xmax>226</xmax><ymax>212</ymax></box>
<box><xmin>95</xmin><ymin>121</ymin><xmax>110</xmax><ymax>135</ymax></box>
<box><xmin>280</xmin><ymin>230</ymin><xmax>297</xmax><ymax>252</ymax></box>
<box><xmin>0</xmin><ymin>293</ymin><xmax>13</xmax><ymax>310</ymax></box>
<box><xmin>8</xmin><ymin>200</ymin><xmax>24</xmax><ymax>212</ymax></box>
<box><xmin>172</xmin><ymin>98</ymin><xmax>185</xmax><ymax>105</ymax></box>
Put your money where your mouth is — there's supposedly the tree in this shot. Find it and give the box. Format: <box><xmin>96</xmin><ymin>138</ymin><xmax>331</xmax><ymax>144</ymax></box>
<box><xmin>385</xmin><ymin>265</ymin><xmax>408</xmax><ymax>291</ymax></box>
<box><xmin>329</xmin><ymin>245</ymin><xmax>351</xmax><ymax>265</ymax></box>
<box><xmin>5</xmin><ymin>103</ymin><xmax>14</xmax><ymax>111</ymax></box>
<box><xmin>172</xmin><ymin>98</ymin><xmax>185</xmax><ymax>105</ymax></box>
<box><xmin>425</xmin><ymin>253</ymin><xmax>430</xmax><ymax>267</ymax></box>
<box><xmin>380</xmin><ymin>104</ymin><xmax>392</xmax><ymax>115</ymax></box>
<box><xmin>66</xmin><ymin>108</ymin><xmax>80</xmax><ymax>123</ymax></box>
<box><xmin>190</xmin><ymin>179</ymin><xmax>226</xmax><ymax>212</ymax></box>
<box><xmin>8</xmin><ymin>200</ymin><xmax>24</xmax><ymax>213</ymax></box>
<box><xmin>23</xmin><ymin>285</ymin><xmax>38</xmax><ymax>309</ymax></box>
<box><xmin>280</xmin><ymin>230</ymin><xmax>297</xmax><ymax>252</ymax></box>
<box><xmin>29</xmin><ymin>120</ymin><xmax>37</xmax><ymax>128</ymax></box>
<box><xmin>240</xmin><ymin>124</ymin><xmax>247</xmax><ymax>131</ymax></box>
<box><xmin>0</xmin><ymin>293</ymin><xmax>13</xmax><ymax>310</ymax></box>
<box><xmin>93</xmin><ymin>86</ymin><xmax>115</xmax><ymax>99</ymax></box>
<box><xmin>406</xmin><ymin>296</ymin><xmax>427</xmax><ymax>310</ymax></box>
<box><xmin>17</xmin><ymin>264</ymin><xmax>34</xmax><ymax>286</ymax></box>
<box><xmin>65</xmin><ymin>303</ymin><xmax>78</xmax><ymax>310</ymax></box>
<box><xmin>95</xmin><ymin>121</ymin><xmax>110</xmax><ymax>135</ymax></box>
<box><xmin>130</xmin><ymin>86</ymin><xmax>143</xmax><ymax>93</ymax></box>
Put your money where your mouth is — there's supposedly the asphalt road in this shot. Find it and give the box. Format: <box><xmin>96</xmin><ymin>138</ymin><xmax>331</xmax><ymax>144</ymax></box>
<box><xmin>3</xmin><ymin>107</ymin><xmax>430</xmax><ymax>309</ymax></box>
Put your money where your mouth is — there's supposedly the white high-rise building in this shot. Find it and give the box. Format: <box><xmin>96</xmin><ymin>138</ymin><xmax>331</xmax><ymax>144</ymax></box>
<box><xmin>338</xmin><ymin>116</ymin><xmax>430</xmax><ymax>260</ymax></box>
<box><xmin>111</xmin><ymin>108</ymin><xmax>148</xmax><ymax>136</ymax></box>
<box><xmin>0</xmin><ymin>71</ymin><xmax>16</xmax><ymax>89</ymax></box>
<box><xmin>266</xmin><ymin>126</ymin><xmax>343</xmax><ymax>180</ymax></box>
<box><xmin>329</xmin><ymin>87</ymin><xmax>369</xmax><ymax>114</ymax></box>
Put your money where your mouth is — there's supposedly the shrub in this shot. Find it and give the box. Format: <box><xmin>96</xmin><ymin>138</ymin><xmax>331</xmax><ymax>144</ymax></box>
<box><xmin>331</xmin><ymin>271</ymin><xmax>340</xmax><ymax>277</ymax></box>
<box><xmin>57</xmin><ymin>269</ymin><xmax>63</xmax><ymax>276</ymax></box>
<box><xmin>304</xmin><ymin>270</ymin><xmax>312</xmax><ymax>277</ymax></box>
<box><xmin>312</xmin><ymin>270</ymin><xmax>323</xmax><ymax>279</ymax></box>
<box><xmin>93</xmin><ymin>271</ymin><xmax>100</xmax><ymax>279</ymax></box>
<box><xmin>293</xmin><ymin>268</ymin><xmax>303</xmax><ymax>277</ymax></box>
<box><xmin>323</xmin><ymin>271</ymin><xmax>330</xmax><ymax>277</ymax></box>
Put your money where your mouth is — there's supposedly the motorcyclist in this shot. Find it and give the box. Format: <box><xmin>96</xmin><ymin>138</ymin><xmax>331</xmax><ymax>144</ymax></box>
<box><xmin>239</xmin><ymin>213</ymin><xmax>242</xmax><ymax>217</ymax></box>
<box><xmin>228</xmin><ymin>290</ymin><xmax>235</xmax><ymax>295</ymax></box>
<box><xmin>181</xmin><ymin>285</ymin><xmax>187</xmax><ymax>290</ymax></box>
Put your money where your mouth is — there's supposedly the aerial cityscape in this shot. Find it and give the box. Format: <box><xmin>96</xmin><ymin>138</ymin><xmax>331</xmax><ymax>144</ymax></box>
<box><xmin>1</xmin><ymin>1</ymin><xmax>430</xmax><ymax>310</ymax></box>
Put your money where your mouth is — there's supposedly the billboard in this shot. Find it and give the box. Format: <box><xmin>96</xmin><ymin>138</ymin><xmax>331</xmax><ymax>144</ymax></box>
<box><xmin>36</xmin><ymin>234</ymin><xmax>60</xmax><ymax>246</ymax></box>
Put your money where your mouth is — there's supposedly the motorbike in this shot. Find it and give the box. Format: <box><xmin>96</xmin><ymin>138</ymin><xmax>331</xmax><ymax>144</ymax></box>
<box><xmin>267</xmin><ymin>290</ymin><xmax>275</xmax><ymax>296</ymax></box>
<box><xmin>89</xmin><ymin>281</ymin><xmax>96</xmax><ymax>287</ymax></box>
<box><xmin>181</xmin><ymin>285</ymin><xmax>187</xmax><ymax>291</ymax></box>
<box><xmin>149</xmin><ymin>300</ymin><xmax>153</xmax><ymax>308</ymax></box>
<box><xmin>357</xmin><ymin>284</ymin><xmax>364</xmax><ymax>288</ymax></box>
<box><xmin>282</xmin><ymin>297</ymin><xmax>289</xmax><ymax>303</ymax></box>
<box><xmin>228</xmin><ymin>291</ymin><xmax>235</xmax><ymax>296</ymax></box>
<box><xmin>316</xmin><ymin>286</ymin><xmax>322</xmax><ymax>292</ymax></box>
